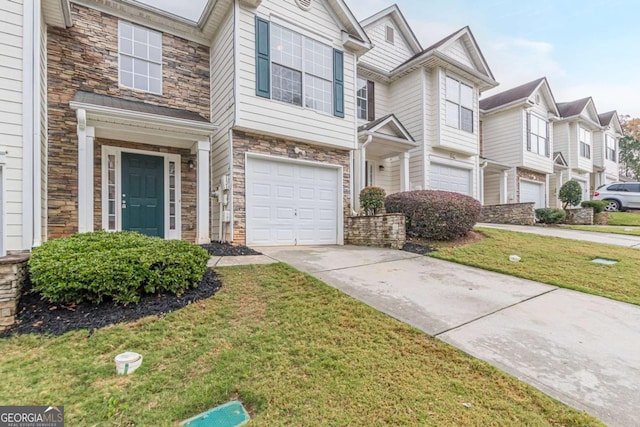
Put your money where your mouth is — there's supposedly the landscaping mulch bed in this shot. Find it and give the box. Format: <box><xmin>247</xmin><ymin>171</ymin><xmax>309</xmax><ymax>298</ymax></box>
<box><xmin>201</xmin><ymin>241</ymin><xmax>261</xmax><ymax>256</ymax></box>
<box><xmin>1</xmin><ymin>269</ymin><xmax>222</xmax><ymax>338</ymax></box>
<box><xmin>401</xmin><ymin>242</ymin><xmax>434</xmax><ymax>255</ymax></box>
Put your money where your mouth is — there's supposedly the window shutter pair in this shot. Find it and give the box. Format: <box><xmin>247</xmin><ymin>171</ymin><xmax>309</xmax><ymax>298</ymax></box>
<box><xmin>255</xmin><ymin>17</ymin><xmax>344</xmax><ymax>118</ymax></box>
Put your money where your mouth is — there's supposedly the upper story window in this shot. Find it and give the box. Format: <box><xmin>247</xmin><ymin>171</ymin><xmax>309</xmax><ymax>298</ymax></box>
<box><xmin>579</xmin><ymin>126</ymin><xmax>591</xmax><ymax>159</ymax></box>
<box><xmin>606</xmin><ymin>134</ymin><xmax>617</xmax><ymax>162</ymax></box>
<box><xmin>445</xmin><ymin>76</ymin><xmax>474</xmax><ymax>133</ymax></box>
<box><xmin>527</xmin><ymin>113</ymin><xmax>550</xmax><ymax>157</ymax></box>
<box><xmin>385</xmin><ymin>25</ymin><xmax>394</xmax><ymax>44</ymax></box>
<box><xmin>357</xmin><ymin>78</ymin><xmax>368</xmax><ymax>120</ymax></box>
<box><xmin>118</xmin><ymin>21</ymin><xmax>162</xmax><ymax>94</ymax></box>
<box><xmin>271</xmin><ymin>24</ymin><xmax>333</xmax><ymax>115</ymax></box>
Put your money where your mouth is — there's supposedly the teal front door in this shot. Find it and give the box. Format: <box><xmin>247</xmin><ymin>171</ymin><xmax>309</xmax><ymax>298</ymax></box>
<box><xmin>122</xmin><ymin>152</ymin><xmax>165</xmax><ymax>238</ymax></box>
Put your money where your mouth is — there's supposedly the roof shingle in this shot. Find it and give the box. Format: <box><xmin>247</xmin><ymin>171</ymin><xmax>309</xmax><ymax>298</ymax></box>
<box><xmin>479</xmin><ymin>77</ymin><xmax>546</xmax><ymax>111</ymax></box>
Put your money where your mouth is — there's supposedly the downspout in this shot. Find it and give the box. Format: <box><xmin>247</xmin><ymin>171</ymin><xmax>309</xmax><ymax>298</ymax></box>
<box><xmin>32</xmin><ymin>0</ymin><xmax>42</xmax><ymax>247</ymax></box>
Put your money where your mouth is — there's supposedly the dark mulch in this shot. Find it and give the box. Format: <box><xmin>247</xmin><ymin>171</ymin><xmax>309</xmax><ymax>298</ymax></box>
<box><xmin>1</xmin><ymin>269</ymin><xmax>222</xmax><ymax>338</ymax></box>
<box><xmin>200</xmin><ymin>241</ymin><xmax>261</xmax><ymax>256</ymax></box>
<box><xmin>401</xmin><ymin>242</ymin><xmax>435</xmax><ymax>255</ymax></box>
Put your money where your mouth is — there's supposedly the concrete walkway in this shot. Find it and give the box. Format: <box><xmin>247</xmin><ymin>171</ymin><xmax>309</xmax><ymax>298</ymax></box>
<box><xmin>258</xmin><ymin>245</ymin><xmax>640</xmax><ymax>427</ymax></box>
<box><xmin>478</xmin><ymin>223</ymin><xmax>640</xmax><ymax>248</ymax></box>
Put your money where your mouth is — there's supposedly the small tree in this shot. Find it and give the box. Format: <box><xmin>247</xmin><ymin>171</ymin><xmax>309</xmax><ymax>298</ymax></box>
<box><xmin>558</xmin><ymin>180</ymin><xmax>582</xmax><ymax>209</ymax></box>
<box><xmin>360</xmin><ymin>186</ymin><xmax>386</xmax><ymax>215</ymax></box>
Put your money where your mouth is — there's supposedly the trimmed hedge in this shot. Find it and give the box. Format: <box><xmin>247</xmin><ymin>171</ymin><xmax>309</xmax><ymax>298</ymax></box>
<box><xmin>535</xmin><ymin>208</ymin><xmax>566</xmax><ymax>224</ymax></box>
<box><xmin>360</xmin><ymin>186</ymin><xmax>386</xmax><ymax>215</ymax></box>
<box><xmin>29</xmin><ymin>231</ymin><xmax>210</xmax><ymax>305</ymax></box>
<box><xmin>385</xmin><ymin>190</ymin><xmax>481</xmax><ymax>241</ymax></box>
<box><xmin>581</xmin><ymin>200</ymin><xmax>607</xmax><ymax>214</ymax></box>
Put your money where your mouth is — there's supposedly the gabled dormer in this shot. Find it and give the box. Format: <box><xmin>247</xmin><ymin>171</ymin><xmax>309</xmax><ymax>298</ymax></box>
<box><xmin>594</xmin><ymin>110</ymin><xmax>623</xmax><ymax>183</ymax></box>
<box><xmin>555</xmin><ymin>97</ymin><xmax>602</xmax><ymax>173</ymax></box>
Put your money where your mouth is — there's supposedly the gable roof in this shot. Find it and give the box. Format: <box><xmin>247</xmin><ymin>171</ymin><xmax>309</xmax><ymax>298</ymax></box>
<box><xmin>556</xmin><ymin>97</ymin><xmax>592</xmax><ymax>118</ymax></box>
<box><xmin>358</xmin><ymin>114</ymin><xmax>415</xmax><ymax>142</ymax></box>
<box><xmin>599</xmin><ymin>110</ymin><xmax>624</xmax><ymax>135</ymax></box>
<box><xmin>554</xmin><ymin>151</ymin><xmax>568</xmax><ymax>167</ymax></box>
<box><xmin>389</xmin><ymin>26</ymin><xmax>497</xmax><ymax>91</ymax></box>
<box><xmin>360</xmin><ymin>4</ymin><xmax>422</xmax><ymax>54</ymax></box>
<box><xmin>479</xmin><ymin>78</ymin><xmax>545</xmax><ymax>111</ymax></box>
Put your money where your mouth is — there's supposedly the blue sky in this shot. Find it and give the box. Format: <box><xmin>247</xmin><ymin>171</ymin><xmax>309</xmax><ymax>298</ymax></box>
<box><xmin>140</xmin><ymin>0</ymin><xmax>640</xmax><ymax>117</ymax></box>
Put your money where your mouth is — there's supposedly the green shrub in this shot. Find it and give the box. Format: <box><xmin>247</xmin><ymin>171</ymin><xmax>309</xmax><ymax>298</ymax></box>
<box><xmin>581</xmin><ymin>200</ymin><xmax>607</xmax><ymax>214</ymax></box>
<box><xmin>385</xmin><ymin>190</ymin><xmax>481</xmax><ymax>241</ymax></box>
<box><xmin>535</xmin><ymin>208</ymin><xmax>567</xmax><ymax>224</ymax></box>
<box><xmin>558</xmin><ymin>180</ymin><xmax>583</xmax><ymax>208</ymax></box>
<box><xmin>29</xmin><ymin>231</ymin><xmax>209</xmax><ymax>305</ymax></box>
<box><xmin>360</xmin><ymin>186</ymin><xmax>386</xmax><ymax>215</ymax></box>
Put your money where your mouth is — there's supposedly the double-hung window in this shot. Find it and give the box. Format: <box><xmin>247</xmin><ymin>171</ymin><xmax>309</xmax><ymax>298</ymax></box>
<box><xmin>527</xmin><ymin>113</ymin><xmax>550</xmax><ymax>157</ymax></box>
<box><xmin>270</xmin><ymin>24</ymin><xmax>333</xmax><ymax>115</ymax></box>
<box><xmin>357</xmin><ymin>78</ymin><xmax>368</xmax><ymax>120</ymax></box>
<box><xmin>579</xmin><ymin>127</ymin><xmax>591</xmax><ymax>159</ymax></box>
<box><xmin>445</xmin><ymin>76</ymin><xmax>474</xmax><ymax>133</ymax></box>
<box><xmin>606</xmin><ymin>134</ymin><xmax>617</xmax><ymax>161</ymax></box>
<box><xmin>118</xmin><ymin>21</ymin><xmax>162</xmax><ymax>94</ymax></box>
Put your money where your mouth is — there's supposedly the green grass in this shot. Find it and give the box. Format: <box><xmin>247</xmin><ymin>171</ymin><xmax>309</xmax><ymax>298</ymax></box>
<box><xmin>566</xmin><ymin>225</ymin><xmax>640</xmax><ymax>236</ymax></box>
<box><xmin>433</xmin><ymin>228</ymin><xmax>640</xmax><ymax>305</ymax></box>
<box><xmin>608</xmin><ymin>212</ymin><xmax>640</xmax><ymax>226</ymax></box>
<box><xmin>0</xmin><ymin>264</ymin><xmax>601</xmax><ymax>426</ymax></box>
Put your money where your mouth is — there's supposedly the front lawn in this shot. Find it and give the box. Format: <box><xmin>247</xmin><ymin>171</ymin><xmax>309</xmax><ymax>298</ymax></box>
<box><xmin>608</xmin><ymin>211</ymin><xmax>640</xmax><ymax>226</ymax></box>
<box><xmin>566</xmin><ymin>225</ymin><xmax>640</xmax><ymax>236</ymax></box>
<box><xmin>433</xmin><ymin>228</ymin><xmax>640</xmax><ymax>306</ymax></box>
<box><xmin>0</xmin><ymin>264</ymin><xmax>600</xmax><ymax>426</ymax></box>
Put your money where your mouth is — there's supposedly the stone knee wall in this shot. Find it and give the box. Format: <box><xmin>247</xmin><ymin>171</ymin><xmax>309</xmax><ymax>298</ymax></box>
<box><xmin>232</xmin><ymin>130</ymin><xmax>351</xmax><ymax>244</ymax></box>
<box><xmin>346</xmin><ymin>214</ymin><xmax>406</xmax><ymax>249</ymax></box>
<box><xmin>479</xmin><ymin>203</ymin><xmax>535</xmax><ymax>226</ymax></box>
<box><xmin>566</xmin><ymin>208</ymin><xmax>594</xmax><ymax>225</ymax></box>
<box><xmin>0</xmin><ymin>255</ymin><xmax>29</xmax><ymax>332</ymax></box>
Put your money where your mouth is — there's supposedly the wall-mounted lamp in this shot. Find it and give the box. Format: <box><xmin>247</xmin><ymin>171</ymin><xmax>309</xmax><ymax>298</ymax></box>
<box><xmin>378</xmin><ymin>165</ymin><xmax>385</xmax><ymax>171</ymax></box>
<box><xmin>188</xmin><ymin>160</ymin><xmax>195</xmax><ymax>169</ymax></box>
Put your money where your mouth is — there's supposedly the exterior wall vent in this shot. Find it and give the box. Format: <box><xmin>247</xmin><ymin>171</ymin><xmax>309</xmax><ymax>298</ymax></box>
<box><xmin>296</xmin><ymin>0</ymin><xmax>312</xmax><ymax>11</ymax></box>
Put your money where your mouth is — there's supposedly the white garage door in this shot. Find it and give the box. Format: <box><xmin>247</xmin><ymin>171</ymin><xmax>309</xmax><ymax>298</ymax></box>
<box><xmin>520</xmin><ymin>180</ymin><xmax>545</xmax><ymax>209</ymax></box>
<box><xmin>246</xmin><ymin>157</ymin><xmax>340</xmax><ymax>246</ymax></box>
<box><xmin>430</xmin><ymin>163</ymin><xmax>471</xmax><ymax>195</ymax></box>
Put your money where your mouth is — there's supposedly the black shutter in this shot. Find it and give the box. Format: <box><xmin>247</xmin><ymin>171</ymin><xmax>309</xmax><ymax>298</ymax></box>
<box><xmin>367</xmin><ymin>80</ymin><xmax>375</xmax><ymax>121</ymax></box>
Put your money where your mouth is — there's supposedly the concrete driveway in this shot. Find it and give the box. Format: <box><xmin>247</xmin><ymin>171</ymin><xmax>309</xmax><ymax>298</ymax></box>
<box><xmin>258</xmin><ymin>245</ymin><xmax>640</xmax><ymax>427</ymax></box>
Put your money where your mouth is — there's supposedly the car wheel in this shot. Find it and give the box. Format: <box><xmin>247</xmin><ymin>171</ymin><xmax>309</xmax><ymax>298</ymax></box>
<box><xmin>604</xmin><ymin>200</ymin><xmax>621</xmax><ymax>212</ymax></box>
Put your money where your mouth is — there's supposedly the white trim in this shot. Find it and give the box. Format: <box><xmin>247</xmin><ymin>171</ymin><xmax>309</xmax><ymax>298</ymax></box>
<box><xmin>101</xmin><ymin>145</ymin><xmax>182</xmax><ymax>240</ymax></box>
<box><xmin>0</xmin><ymin>165</ymin><xmax>4</xmax><ymax>256</ymax></box>
<box><xmin>22</xmin><ymin>0</ymin><xmax>37</xmax><ymax>250</ymax></box>
<box><xmin>77</xmin><ymin>122</ymin><xmax>95</xmax><ymax>233</ymax></box>
<box><xmin>244</xmin><ymin>152</ymin><xmax>344</xmax><ymax>245</ymax></box>
<box><xmin>195</xmin><ymin>140</ymin><xmax>211</xmax><ymax>244</ymax></box>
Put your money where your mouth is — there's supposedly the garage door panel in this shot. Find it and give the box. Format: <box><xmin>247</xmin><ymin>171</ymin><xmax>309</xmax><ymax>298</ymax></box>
<box><xmin>430</xmin><ymin>163</ymin><xmax>471</xmax><ymax>195</ymax></box>
<box><xmin>520</xmin><ymin>181</ymin><xmax>545</xmax><ymax>209</ymax></box>
<box><xmin>246</xmin><ymin>157</ymin><xmax>339</xmax><ymax>246</ymax></box>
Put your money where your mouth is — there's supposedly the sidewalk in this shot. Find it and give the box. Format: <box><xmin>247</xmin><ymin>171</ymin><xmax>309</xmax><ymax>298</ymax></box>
<box><xmin>478</xmin><ymin>223</ymin><xmax>640</xmax><ymax>248</ymax></box>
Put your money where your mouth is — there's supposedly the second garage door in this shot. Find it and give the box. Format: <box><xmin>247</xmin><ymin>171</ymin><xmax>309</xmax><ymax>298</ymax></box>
<box><xmin>520</xmin><ymin>180</ymin><xmax>545</xmax><ymax>209</ymax></box>
<box><xmin>246</xmin><ymin>157</ymin><xmax>340</xmax><ymax>246</ymax></box>
<box><xmin>430</xmin><ymin>163</ymin><xmax>471</xmax><ymax>195</ymax></box>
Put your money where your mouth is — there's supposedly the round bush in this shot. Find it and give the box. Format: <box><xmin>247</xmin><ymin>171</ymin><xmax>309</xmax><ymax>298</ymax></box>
<box><xmin>581</xmin><ymin>200</ymin><xmax>608</xmax><ymax>214</ymax></box>
<box><xmin>559</xmin><ymin>180</ymin><xmax>583</xmax><ymax>208</ymax></box>
<box><xmin>535</xmin><ymin>208</ymin><xmax>566</xmax><ymax>224</ymax></box>
<box><xmin>360</xmin><ymin>186</ymin><xmax>386</xmax><ymax>215</ymax></box>
<box><xmin>29</xmin><ymin>231</ymin><xmax>210</xmax><ymax>305</ymax></box>
<box><xmin>385</xmin><ymin>190</ymin><xmax>481</xmax><ymax>241</ymax></box>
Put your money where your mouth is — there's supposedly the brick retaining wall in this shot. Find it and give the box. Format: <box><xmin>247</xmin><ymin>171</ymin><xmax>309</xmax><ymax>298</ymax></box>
<box><xmin>346</xmin><ymin>214</ymin><xmax>406</xmax><ymax>249</ymax></box>
<box><xmin>566</xmin><ymin>208</ymin><xmax>594</xmax><ymax>225</ymax></box>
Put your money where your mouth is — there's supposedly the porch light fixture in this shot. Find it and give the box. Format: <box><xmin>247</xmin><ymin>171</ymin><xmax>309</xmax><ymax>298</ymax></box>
<box><xmin>188</xmin><ymin>160</ymin><xmax>195</xmax><ymax>169</ymax></box>
<box><xmin>378</xmin><ymin>165</ymin><xmax>385</xmax><ymax>171</ymax></box>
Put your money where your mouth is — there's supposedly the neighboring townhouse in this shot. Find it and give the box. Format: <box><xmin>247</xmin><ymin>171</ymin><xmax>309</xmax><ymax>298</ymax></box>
<box><xmin>354</xmin><ymin>5</ymin><xmax>498</xmax><ymax>202</ymax></box>
<box><xmin>551</xmin><ymin>97</ymin><xmax>603</xmax><ymax>205</ymax></box>
<box><xmin>592</xmin><ymin>111</ymin><xmax>623</xmax><ymax>189</ymax></box>
<box><xmin>479</xmin><ymin>78</ymin><xmax>559</xmax><ymax>209</ymax></box>
<box><xmin>0</xmin><ymin>1</ymin><xmax>71</xmax><ymax>256</ymax></box>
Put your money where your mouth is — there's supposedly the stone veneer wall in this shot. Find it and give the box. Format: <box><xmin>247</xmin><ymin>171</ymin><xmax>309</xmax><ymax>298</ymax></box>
<box><xmin>47</xmin><ymin>4</ymin><xmax>210</xmax><ymax>239</ymax></box>
<box><xmin>0</xmin><ymin>255</ymin><xmax>29</xmax><ymax>332</ymax></box>
<box><xmin>232</xmin><ymin>130</ymin><xmax>351</xmax><ymax>244</ymax></box>
<box><xmin>517</xmin><ymin>168</ymin><xmax>547</xmax><ymax>202</ymax></box>
<box><xmin>565</xmin><ymin>208</ymin><xmax>594</xmax><ymax>225</ymax></box>
<box><xmin>93</xmin><ymin>139</ymin><xmax>198</xmax><ymax>242</ymax></box>
<box><xmin>479</xmin><ymin>203</ymin><xmax>535</xmax><ymax>226</ymax></box>
<box><xmin>346</xmin><ymin>214</ymin><xmax>406</xmax><ymax>249</ymax></box>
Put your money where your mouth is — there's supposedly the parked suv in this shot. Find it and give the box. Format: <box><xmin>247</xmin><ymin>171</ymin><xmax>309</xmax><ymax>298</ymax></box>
<box><xmin>593</xmin><ymin>182</ymin><xmax>640</xmax><ymax>211</ymax></box>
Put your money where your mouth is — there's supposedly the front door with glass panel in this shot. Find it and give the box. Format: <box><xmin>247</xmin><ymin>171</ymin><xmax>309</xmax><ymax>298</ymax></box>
<box><xmin>121</xmin><ymin>152</ymin><xmax>164</xmax><ymax>238</ymax></box>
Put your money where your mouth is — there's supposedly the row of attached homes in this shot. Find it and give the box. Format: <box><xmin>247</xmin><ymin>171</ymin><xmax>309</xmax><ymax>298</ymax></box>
<box><xmin>0</xmin><ymin>0</ymin><xmax>623</xmax><ymax>256</ymax></box>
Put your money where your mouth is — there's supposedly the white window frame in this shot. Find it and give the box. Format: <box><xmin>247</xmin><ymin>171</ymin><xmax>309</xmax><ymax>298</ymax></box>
<box><xmin>528</xmin><ymin>113</ymin><xmax>549</xmax><ymax>157</ymax></box>
<box><xmin>606</xmin><ymin>134</ymin><xmax>617</xmax><ymax>161</ymax></box>
<box><xmin>101</xmin><ymin>146</ymin><xmax>181</xmax><ymax>240</ymax></box>
<box><xmin>445</xmin><ymin>76</ymin><xmax>474</xmax><ymax>133</ymax></box>
<box><xmin>270</xmin><ymin>23</ymin><xmax>334</xmax><ymax>115</ymax></box>
<box><xmin>356</xmin><ymin>77</ymin><xmax>368</xmax><ymax>121</ymax></box>
<box><xmin>579</xmin><ymin>126</ymin><xmax>591</xmax><ymax>159</ymax></box>
<box><xmin>118</xmin><ymin>21</ymin><xmax>163</xmax><ymax>95</ymax></box>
